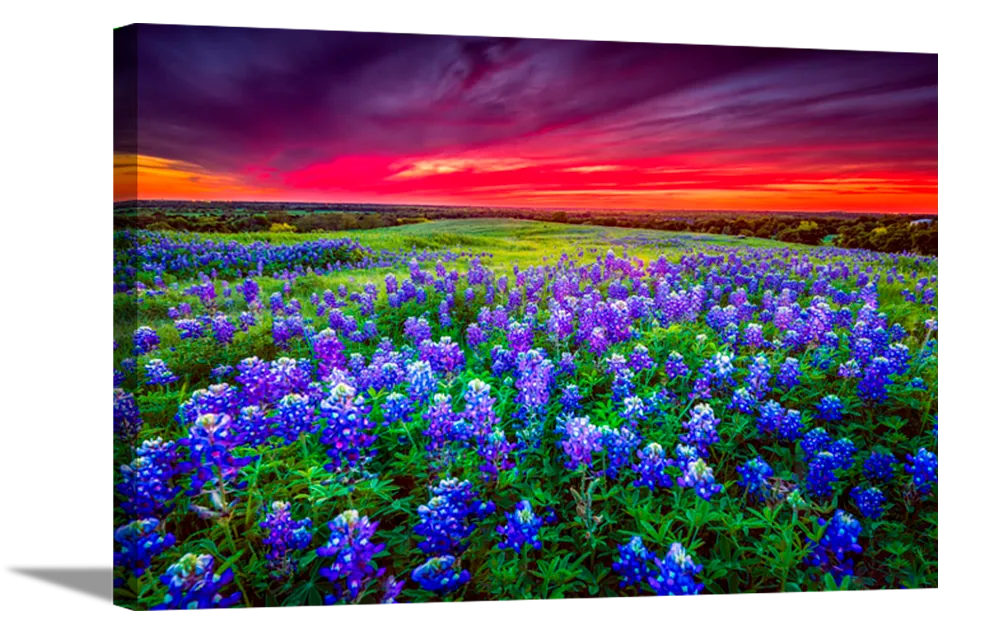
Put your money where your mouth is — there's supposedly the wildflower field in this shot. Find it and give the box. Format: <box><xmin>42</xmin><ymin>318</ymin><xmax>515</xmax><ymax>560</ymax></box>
<box><xmin>113</xmin><ymin>218</ymin><xmax>938</xmax><ymax>609</ymax></box>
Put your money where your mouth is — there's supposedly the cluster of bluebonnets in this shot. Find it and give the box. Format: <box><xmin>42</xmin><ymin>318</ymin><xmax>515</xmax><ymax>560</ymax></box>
<box><xmin>114</xmin><ymin>230</ymin><xmax>937</xmax><ymax>608</ymax></box>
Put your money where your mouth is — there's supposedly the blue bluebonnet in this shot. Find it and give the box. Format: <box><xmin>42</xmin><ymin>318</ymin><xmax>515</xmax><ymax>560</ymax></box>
<box><xmin>412</xmin><ymin>555</ymin><xmax>470</xmax><ymax>594</ymax></box>
<box><xmin>273</xmin><ymin>393</ymin><xmax>316</xmax><ymax>445</ymax></box>
<box><xmin>114</xmin><ymin>518</ymin><xmax>176</xmax><ymax>578</ymax></box>
<box><xmin>559</xmin><ymin>384</ymin><xmax>583</xmax><ymax>412</ymax></box>
<box><xmin>816</xmin><ymin>395</ymin><xmax>844</xmax><ymax>422</ymax></box>
<box><xmin>850</xmin><ymin>486</ymin><xmax>887</xmax><ymax>519</ymax></box>
<box><xmin>177</xmin><ymin>414</ymin><xmax>257</xmax><ymax>518</ymax></box>
<box><xmin>729</xmin><ymin>387</ymin><xmax>757</xmax><ymax>414</ymax></box>
<box><xmin>863</xmin><ymin>450</ymin><xmax>898</xmax><ymax>483</ymax></box>
<box><xmin>804</xmin><ymin>509</ymin><xmax>863</xmax><ymax>582</ymax></box>
<box><xmin>318</xmin><ymin>383</ymin><xmax>378</xmax><ymax>477</ymax></box>
<box><xmin>829</xmin><ymin>438</ymin><xmax>857</xmax><ymax>470</ymax></box>
<box><xmin>153</xmin><ymin>553</ymin><xmax>241</xmax><ymax>610</ymax></box>
<box><xmin>632</xmin><ymin>442</ymin><xmax>674</xmax><ymax>490</ymax></box>
<box><xmin>600</xmin><ymin>425</ymin><xmax>641</xmax><ymax>480</ymax></box>
<box><xmin>496</xmin><ymin>500</ymin><xmax>543</xmax><ymax>553</ymax></box>
<box><xmin>858</xmin><ymin>356</ymin><xmax>893</xmax><ymax>403</ymax></box>
<box><xmin>414</xmin><ymin>478</ymin><xmax>495</xmax><ymax>556</ymax></box>
<box><xmin>118</xmin><ymin>438</ymin><xmax>180</xmax><ymax>518</ymax></box>
<box><xmin>612</xmin><ymin>535</ymin><xmax>655</xmax><ymax>588</ymax></box>
<box><xmin>801</xmin><ymin>428</ymin><xmax>832</xmax><ymax>461</ymax></box>
<box><xmin>805</xmin><ymin>452</ymin><xmax>839</xmax><ymax>498</ymax></box>
<box><xmin>114</xmin><ymin>388</ymin><xmax>142</xmax><ymax>439</ymax></box>
<box><xmin>144</xmin><ymin>359</ymin><xmax>178</xmax><ymax>386</ymax></box>
<box><xmin>679</xmin><ymin>404</ymin><xmax>721</xmax><ymax>457</ymax></box>
<box><xmin>776</xmin><ymin>357</ymin><xmax>801</xmax><ymax>390</ymax></box>
<box><xmin>777</xmin><ymin>409</ymin><xmax>803</xmax><ymax>441</ymax></box>
<box><xmin>756</xmin><ymin>400</ymin><xmax>785</xmax><ymax>436</ymax></box>
<box><xmin>382</xmin><ymin>392</ymin><xmax>414</xmax><ymax>426</ymax></box>
<box><xmin>316</xmin><ymin>510</ymin><xmax>385</xmax><ymax>603</ymax></box>
<box><xmin>663</xmin><ymin>351</ymin><xmax>689</xmax><ymax>380</ymax></box>
<box><xmin>905</xmin><ymin>448</ymin><xmax>937</xmax><ymax>496</ymax></box>
<box><xmin>648</xmin><ymin>543</ymin><xmax>704</xmax><ymax>596</ymax></box>
<box><xmin>405</xmin><ymin>360</ymin><xmax>437</xmax><ymax>404</ymax></box>
<box><xmin>260</xmin><ymin>501</ymin><xmax>313</xmax><ymax>577</ymax></box>
<box><xmin>737</xmin><ymin>456</ymin><xmax>774</xmax><ymax>502</ymax></box>
<box><xmin>677</xmin><ymin>458</ymin><xmax>723</xmax><ymax>500</ymax></box>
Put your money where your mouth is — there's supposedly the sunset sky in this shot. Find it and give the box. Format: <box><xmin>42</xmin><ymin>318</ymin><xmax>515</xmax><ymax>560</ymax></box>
<box><xmin>114</xmin><ymin>25</ymin><xmax>937</xmax><ymax>213</ymax></box>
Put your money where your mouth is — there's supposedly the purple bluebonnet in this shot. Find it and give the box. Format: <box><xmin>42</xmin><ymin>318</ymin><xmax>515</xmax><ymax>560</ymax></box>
<box><xmin>632</xmin><ymin>442</ymin><xmax>674</xmax><ymax>490</ymax></box>
<box><xmin>850</xmin><ymin>486</ymin><xmax>887</xmax><ymax>519</ymax></box>
<box><xmin>905</xmin><ymin>448</ymin><xmax>937</xmax><ymax>496</ymax></box>
<box><xmin>613</xmin><ymin>535</ymin><xmax>655</xmax><ymax>588</ymax></box>
<box><xmin>648</xmin><ymin>543</ymin><xmax>704</xmax><ymax>596</ymax></box>
<box><xmin>663</xmin><ymin>351</ymin><xmax>689</xmax><ymax>380</ymax></box>
<box><xmin>133</xmin><ymin>326</ymin><xmax>160</xmax><ymax>355</ymax></box>
<box><xmin>804</xmin><ymin>509</ymin><xmax>863</xmax><ymax>582</ymax></box>
<box><xmin>677</xmin><ymin>458</ymin><xmax>723</xmax><ymax>500</ymax></box>
<box><xmin>561</xmin><ymin>416</ymin><xmax>604</xmax><ymax>470</ymax></box>
<box><xmin>317</xmin><ymin>510</ymin><xmax>385</xmax><ymax>603</ymax></box>
<box><xmin>273</xmin><ymin>393</ymin><xmax>316</xmax><ymax>445</ymax></box>
<box><xmin>496</xmin><ymin>500</ymin><xmax>543</xmax><ymax>553</ymax></box>
<box><xmin>412</xmin><ymin>555</ymin><xmax>470</xmax><ymax>594</ymax></box>
<box><xmin>737</xmin><ymin>456</ymin><xmax>774</xmax><ymax>503</ymax></box>
<box><xmin>153</xmin><ymin>553</ymin><xmax>241</xmax><ymax>610</ymax></box>
<box><xmin>178</xmin><ymin>414</ymin><xmax>257</xmax><ymax>518</ymax></box>
<box><xmin>559</xmin><ymin>384</ymin><xmax>583</xmax><ymax>412</ymax></box>
<box><xmin>114</xmin><ymin>518</ymin><xmax>176</xmax><ymax>578</ymax></box>
<box><xmin>260</xmin><ymin>501</ymin><xmax>313</xmax><ymax>577</ymax></box>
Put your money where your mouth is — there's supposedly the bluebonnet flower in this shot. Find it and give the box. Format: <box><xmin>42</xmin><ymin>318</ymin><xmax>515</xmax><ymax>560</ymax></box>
<box><xmin>756</xmin><ymin>400</ymin><xmax>785</xmax><ymax>436</ymax></box>
<box><xmin>559</xmin><ymin>384</ymin><xmax>583</xmax><ymax>412</ymax></box>
<box><xmin>648</xmin><ymin>543</ymin><xmax>704</xmax><ymax>596</ymax></box>
<box><xmin>805</xmin><ymin>452</ymin><xmax>839</xmax><ymax>498</ymax></box>
<box><xmin>515</xmin><ymin>349</ymin><xmax>554</xmax><ymax>421</ymax></box>
<box><xmin>561</xmin><ymin>416</ymin><xmax>604</xmax><ymax>470</ymax></box>
<box><xmin>210</xmin><ymin>365</ymin><xmax>234</xmax><ymax>381</ymax></box>
<box><xmin>679</xmin><ymin>404</ymin><xmax>721</xmax><ymax>457</ymax></box>
<box><xmin>858</xmin><ymin>357</ymin><xmax>893</xmax><ymax>403</ymax></box>
<box><xmin>174</xmin><ymin>319</ymin><xmax>205</xmax><ymax>340</ymax></box>
<box><xmin>114</xmin><ymin>388</ymin><xmax>142</xmax><ymax>439</ymax></box>
<box><xmin>319</xmin><ymin>383</ymin><xmax>377</xmax><ymax>477</ymax></box>
<box><xmin>838</xmin><ymin>359</ymin><xmax>861</xmax><ymax>379</ymax></box>
<box><xmin>801</xmin><ymin>428</ymin><xmax>833</xmax><ymax>462</ymax></box>
<box><xmin>629</xmin><ymin>344</ymin><xmax>655</xmax><ymax>373</ymax></box>
<box><xmin>404</xmin><ymin>316</ymin><xmax>433</xmax><ymax>344</ymax></box>
<box><xmin>144</xmin><ymin>359</ymin><xmax>178</xmax><ymax>386</ymax></box>
<box><xmin>816</xmin><ymin>395</ymin><xmax>844</xmax><ymax>422</ymax></box>
<box><xmin>118</xmin><ymin>438</ymin><xmax>179</xmax><ymax>518</ymax></box>
<box><xmin>677</xmin><ymin>458</ymin><xmax>723</xmax><ymax>500</ymax></box>
<box><xmin>381</xmin><ymin>575</ymin><xmax>404</xmax><ymax>603</ymax></box>
<box><xmin>406</xmin><ymin>360</ymin><xmax>437</xmax><ymax>405</ymax></box>
<box><xmin>260</xmin><ymin>501</ymin><xmax>313</xmax><ymax>577</ymax></box>
<box><xmin>850</xmin><ymin>486</ymin><xmax>887</xmax><ymax>519</ymax></box>
<box><xmin>412</xmin><ymin>555</ymin><xmax>470</xmax><ymax>594</ymax></box>
<box><xmin>178</xmin><ymin>414</ymin><xmax>257</xmax><ymax>518</ymax></box>
<box><xmin>414</xmin><ymin>479</ymin><xmax>494</xmax><ymax>556</ymax></box>
<box><xmin>613</xmin><ymin>536</ymin><xmax>654</xmax><ymax>588</ymax></box>
<box><xmin>133</xmin><ymin>326</ymin><xmax>160</xmax><ymax>355</ymax></box>
<box><xmin>804</xmin><ymin>510</ymin><xmax>863</xmax><ymax>583</ymax></box>
<box><xmin>211</xmin><ymin>314</ymin><xmax>236</xmax><ymax>345</ymax></box>
<box><xmin>632</xmin><ymin>442</ymin><xmax>674</xmax><ymax>490</ymax></box>
<box><xmin>863</xmin><ymin>450</ymin><xmax>898</xmax><ymax>483</ymax></box>
<box><xmin>273</xmin><ymin>393</ymin><xmax>316</xmax><ymax>445</ymax></box>
<box><xmin>777</xmin><ymin>409</ymin><xmax>803</xmax><ymax>441</ymax></box>
<box><xmin>745</xmin><ymin>354</ymin><xmax>772</xmax><ymax>398</ymax></box>
<box><xmin>663</xmin><ymin>351</ymin><xmax>689</xmax><ymax>380</ymax></box>
<box><xmin>316</xmin><ymin>510</ymin><xmax>385</xmax><ymax>603</ymax></box>
<box><xmin>905</xmin><ymin>448</ymin><xmax>938</xmax><ymax>496</ymax></box>
<box><xmin>496</xmin><ymin>500</ymin><xmax>543</xmax><ymax>553</ymax></box>
<box><xmin>313</xmin><ymin>328</ymin><xmax>346</xmax><ymax>379</ymax></box>
<box><xmin>114</xmin><ymin>518</ymin><xmax>176</xmax><ymax>578</ymax></box>
<box><xmin>829</xmin><ymin>438</ymin><xmax>857</xmax><ymax>470</ymax></box>
<box><xmin>382</xmin><ymin>392</ymin><xmax>414</xmax><ymax>426</ymax></box>
<box><xmin>737</xmin><ymin>456</ymin><xmax>774</xmax><ymax>503</ymax></box>
<box><xmin>153</xmin><ymin>553</ymin><xmax>241</xmax><ymax>610</ymax></box>
<box><xmin>729</xmin><ymin>387</ymin><xmax>757</xmax><ymax>414</ymax></box>
<box><xmin>478</xmin><ymin>428</ymin><xmax>516</xmax><ymax>483</ymax></box>
<box><xmin>776</xmin><ymin>357</ymin><xmax>801</xmax><ymax>390</ymax></box>
<box><xmin>601</xmin><ymin>426</ymin><xmax>641</xmax><ymax>480</ymax></box>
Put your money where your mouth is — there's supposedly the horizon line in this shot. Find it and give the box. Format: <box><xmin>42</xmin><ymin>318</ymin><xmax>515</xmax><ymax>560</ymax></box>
<box><xmin>113</xmin><ymin>199</ymin><xmax>938</xmax><ymax>217</ymax></box>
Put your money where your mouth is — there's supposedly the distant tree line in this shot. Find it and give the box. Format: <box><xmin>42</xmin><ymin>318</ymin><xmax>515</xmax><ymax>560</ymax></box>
<box><xmin>114</xmin><ymin>203</ymin><xmax>937</xmax><ymax>256</ymax></box>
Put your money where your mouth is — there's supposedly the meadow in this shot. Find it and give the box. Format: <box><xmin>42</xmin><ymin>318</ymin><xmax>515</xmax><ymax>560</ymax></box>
<box><xmin>113</xmin><ymin>218</ymin><xmax>937</xmax><ymax>609</ymax></box>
